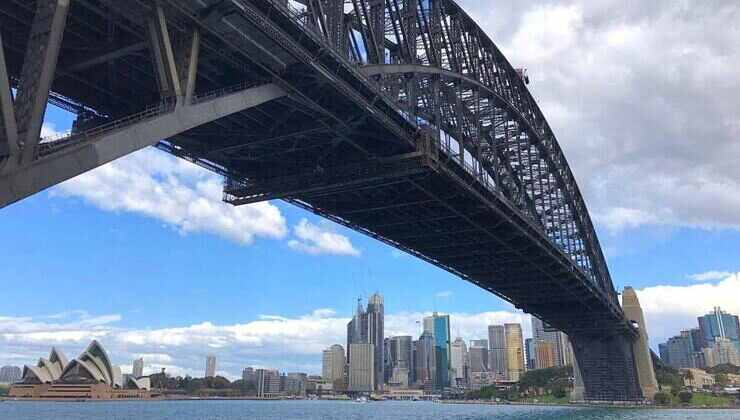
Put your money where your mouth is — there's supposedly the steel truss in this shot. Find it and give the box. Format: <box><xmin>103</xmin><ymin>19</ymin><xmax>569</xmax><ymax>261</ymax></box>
<box><xmin>0</xmin><ymin>0</ymin><xmax>643</xmax><ymax>401</ymax></box>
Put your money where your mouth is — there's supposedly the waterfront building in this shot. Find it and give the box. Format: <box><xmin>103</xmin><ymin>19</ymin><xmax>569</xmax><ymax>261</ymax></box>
<box><xmin>242</xmin><ymin>367</ymin><xmax>256</xmax><ymax>385</ymax></box>
<box><xmin>284</xmin><ymin>372</ymin><xmax>307</xmax><ymax>396</ymax></box>
<box><xmin>205</xmin><ymin>355</ymin><xmax>216</xmax><ymax>378</ymax></box>
<box><xmin>524</xmin><ymin>338</ymin><xmax>536</xmax><ymax>370</ymax></box>
<box><xmin>680</xmin><ymin>368</ymin><xmax>715</xmax><ymax>389</ymax></box>
<box><xmin>348</xmin><ymin>343</ymin><xmax>374</xmax><ymax>392</ymax></box>
<box><xmin>468</xmin><ymin>342</ymin><xmax>488</xmax><ymax>373</ymax></box>
<box><xmin>10</xmin><ymin>341</ymin><xmax>149</xmax><ymax>399</ymax></box>
<box><xmin>0</xmin><ymin>365</ymin><xmax>22</xmax><ymax>384</ymax></box>
<box><xmin>423</xmin><ymin>312</ymin><xmax>451</xmax><ymax>389</ymax></box>
<box><xmin>487</xmin><ymin>325</ymin><xmax>507</xmax><ymax>379</ymax></box>
<box><xmin>703</xmin><ymin>337</ymin><xmax>740</xmax><ymax>367</ymax></box>
<box><xmin>449</xmin><ymin>337</ymin><xmax>467</xmax><ymax>387</ymax></box>
<box><xmin>256</xmin><ymin>369</ymin><xmax>281</xmax><ymax>397</ymax></box>
<box><xmin>322</xmin><ymin>344</ymin><xmax>346</xmax><ymax>384</ymax></box>
<box><xmin>534</xmin><ymin>340</ymin><xmax>556</xmax><ymax>369</ymax></box>
<box><xmin>504</xmin><ymin>323</ymin><xmax>524</xmax><ymax>381</ymax></box>
<box><xmin>132</xmin><ymin>358</ymin><xmax>144</xmax><ymax>378</ymax></box>
<box><xmin>469</xmin><ymin>371</ymin><xmax>495</xmax><ymax>390</ymax></box>
<box><xmin>698</xmin><ymin>307</ymin><xmax>740</xmax><ymax>344</ymax></box>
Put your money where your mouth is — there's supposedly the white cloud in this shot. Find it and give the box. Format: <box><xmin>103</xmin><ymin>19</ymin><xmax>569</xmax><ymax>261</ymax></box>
<box><xmin>52</xmin><ymin>148</ymin><xmax>287</xmax><ymax>245</ymax></box>
<box><xmin>687</xmin><ymin>270</ymin><xmax>734</xmax><ymax>282</ymax></box>
<box><xmin>435</xmin><ymin>291</ymin><xmax>453</xmax><ymax>298</ymax></box>
<box><xmin>463</xmin><ymin>0</ymin><xmax>740</xmax><ymax>233</ymax></box>
<box><xmin>632</xmin><ymin>272</ymin><xmax>740</xmax><ymax>348</ymax></box>
<box><xmin>287</xmin><ymin>218</ymin><xmax>360</xmax><ymax>256</ymax></box>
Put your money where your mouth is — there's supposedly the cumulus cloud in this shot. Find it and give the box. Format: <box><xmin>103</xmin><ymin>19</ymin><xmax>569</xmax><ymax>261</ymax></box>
<box><xmin>633</xmin><ymin>272</ymin><xmax>740</xmax><ymax>348</ymax></box>
<box><xmin>464</xmin><ymin>0</ymin><xmax>740</xmax><ymax>232</ymax></box>
<box><xmin>0</xmin><ymin>308</ymin><xmax>529</xmax><ymax>379</ymax></box>
<box><xmin>52</xmin><ymin>148</ymin><xmax>287</xmax><ymax>245</ymax></box>
<box><xmin>287</xmin><ymin>218</ymin><xmax>360</xmax><ymax>256</ymax></box>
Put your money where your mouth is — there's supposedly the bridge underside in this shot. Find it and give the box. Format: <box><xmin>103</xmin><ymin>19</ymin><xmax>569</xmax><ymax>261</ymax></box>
<box><xmin>0</xmin><ymin>0</ymin><xmax>645</xmax><ymax>401</ymax></box>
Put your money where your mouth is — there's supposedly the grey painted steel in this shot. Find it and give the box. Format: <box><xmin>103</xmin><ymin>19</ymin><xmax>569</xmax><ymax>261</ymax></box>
<box><xmin>0</xmin><ymin>84</ymin><xmax>286</xmax><ymax>208</ymax></box>
<box><xmin>147</xmin><ymin>5</ymin><xmax>182</xmax><ymax>99</ymax></box>
<box><xmin>0</xmin><ymin>32</ymin><xmax>18</xmax><ymax>160</ymax></box>
<box><xmin>15</xmin><ymin>0</ymin><xmax>70</xmax><ymax>165</ymax></box>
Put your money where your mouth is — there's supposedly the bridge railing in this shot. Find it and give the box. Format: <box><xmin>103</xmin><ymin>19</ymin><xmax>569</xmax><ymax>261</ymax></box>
<box><xmin>36</xmin><ymin>80</ymin><xmax>273</xmax><ymax>159</ymax></box>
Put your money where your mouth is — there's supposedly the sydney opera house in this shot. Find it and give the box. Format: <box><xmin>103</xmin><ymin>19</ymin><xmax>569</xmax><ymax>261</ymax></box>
<box><xmin>9</xmin><ymin>340</ymin><xmax>150</xmax><ymax>400</ymax></box>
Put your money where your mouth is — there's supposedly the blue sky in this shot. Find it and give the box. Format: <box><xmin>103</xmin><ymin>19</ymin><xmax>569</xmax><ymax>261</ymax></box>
<box><xmin>2</xmin><ymin>0</ymin><xmax>740</xmax><ymax>378</ymax></box>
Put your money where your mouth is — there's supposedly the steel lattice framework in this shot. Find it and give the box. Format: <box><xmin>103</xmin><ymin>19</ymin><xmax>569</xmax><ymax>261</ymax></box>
<box><xmin>0</xmin><ymin>0</ymin><xmax>647</xmax><ymax>401</ymax></box>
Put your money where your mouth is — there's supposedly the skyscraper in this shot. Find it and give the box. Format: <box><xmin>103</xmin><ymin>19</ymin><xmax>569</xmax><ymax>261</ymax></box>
<box><xmin>413</xmin><ymin>332</ymin><xmax>436</xmax><ymax>389</ymax></box>
<box><xmin>423</xmin><ymin>312</ymin><xmax>451</xmax><ymax>389</ymax></box>
<box><xmin>348</xmin><ymin>343</ymin><xmax>374</xmax><ymax>392</ymax></box>
<box><xmin>468</xmin><ymin>342</ymin><xmax>488</xmax><ymax>373</ymax></box>
<box><xmin>346</xmin><ymin>294</ymin><xmax>384</xmax><ymax>391</ymax></box>
<box><xmin>205</xmin><ymin>355</ymin><xmax>216</xmax><ymax>378</ymax></box>
<box><xmin>256</xmin><ymin>369</ymin><xmax>281</xmax><ymax>397</ymax></box>
<box><xmin>132</xmin><ymin>358</ymin><xmax>144</xmax><ymax>378</ymax></box>
<box><xmin>531</xmin><ymin>316</ymin><xmax>573</xmax><ymax>367</ymax></box>
<box><xmin>662</xmin><ymin>330</ymin><xmax>696</xmax><ymax>368</ymax></box>
<box><xmin>487</xmin><ymin>325</ymin><xmax>507</xmax><ymax>379</ymax></box>
<box><xmin>534</xmin><ymin>340</ymin><xmax>556</xmax><ymax>369</ymax></box>
<box><xmin>504</xmin><ymin>323</ymin><xmax>524</xmax><ymax>381</ymax></box>
<box><xmin>322</xmin><ymin>344</ymin><xmax>346</xmax><ymax>384</ymax></box>
<box><xmin>698</xmin><ymin>307</ymin><xmax>740</xmax><ymax>344</ymax></box>
<box><xmin>449</xmin><ymin>338</ymin><xmax>467</xmax><ymax>387</ymax></box>
<box><xmin>387</xmin><ymin>336</ymin><xmax>413</xmax><ymax>387</ymax></box>
<box><xmin>524</xmin><ymin>338</ymin><xmax>536</xmax><ymax>370</ymax></box>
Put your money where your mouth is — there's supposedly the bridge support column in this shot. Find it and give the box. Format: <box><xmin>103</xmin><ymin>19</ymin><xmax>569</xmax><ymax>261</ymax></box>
<box><xmin>569</xmin><ymin>332</ymin><xmax>643</xmax><ymax>402</ymax></box>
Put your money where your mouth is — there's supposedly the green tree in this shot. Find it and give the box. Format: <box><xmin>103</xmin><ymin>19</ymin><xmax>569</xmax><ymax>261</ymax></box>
<box><xmin>654</xmin><ymin>392</ymin><xmax>671</xmax><ymax>405</ymax></box>
<box><xmin>715</xmin><ymin>373</ymin><xmax>729</xmax><ymax>387</ymax></box>
<box><xmin>552</xmin><ymin>387</ymin><xmax>567</xmax><ymax>399</ymax></box>
<box><xmin>684</xmin><ymin>369</ymin><xmax>694</xmax><ymax>389</ymax></box>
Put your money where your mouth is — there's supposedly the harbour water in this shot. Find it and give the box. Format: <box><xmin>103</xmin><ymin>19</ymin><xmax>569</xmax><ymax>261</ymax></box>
<box><xmin>0</xmin><ymin>400</ymin><xmax>738</xmax><ymax>420</ymax></box>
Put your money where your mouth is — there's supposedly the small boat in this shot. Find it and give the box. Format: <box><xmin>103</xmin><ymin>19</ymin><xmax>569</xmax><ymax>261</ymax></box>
<box><xmin>354</xmin><ymin>396</ymin><xmax>369</xmax><ymax>403</ymax></box>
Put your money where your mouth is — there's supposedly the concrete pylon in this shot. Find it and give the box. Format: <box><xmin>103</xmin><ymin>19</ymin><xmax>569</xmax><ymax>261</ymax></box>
<box><xmin>622</xmin><ymin>286</ymin><xmax>658</xmax><ymax>400</ymax></box>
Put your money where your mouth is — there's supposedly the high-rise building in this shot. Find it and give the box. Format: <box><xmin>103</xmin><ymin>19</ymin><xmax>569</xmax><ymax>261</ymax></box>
<box><xmin>284</xmin><ymin>372</ymin><xmax>307</xmax><ymax>396</ymax></box>
<box><xmin>346</xmin><ymin>294</ymin><xmax>384</xmax><ymax>391</ymax></box>
<box><xmin>534</xmin><ymin>340</ymin><xmax>556</xmax><ymax>369</ymax></box>
<box><xmin>504</xmin><ymin>323</ymin><xmax>524</xmax><ymax>381</ymax></box>
<box><xmin>423</xmin><ymin>312</ymin><xmax>451</xmax><ymax>389</ymax></box>
<box><xmin>0</xmin><ymin>366</ymin><xmax>22</xmax><ymax>384</ymax></box>
<box><xmin>703</xmin><ymin>337</ymin><xmax>740</xmax><ymax>367</ymax></box>
<box><xmin>205</xmin><ymin>355</ymin><xmax>216</xmax><ymax>378</ymax></box>
<box><xmin>487</xmin><ymin>325</ymin><xmax>507</xmax><ymax>379</ymax></box>
<box><xmin>470</xmin><ymin>339</ymin><xmax>488</xmax><ymax>349</ymax></box>
<box><xmin>322</xmin><ymin>344</ymin><xmax>346</xmax><ymax>384</ymax></box>
<box><xmin>348</xmin><ymin>343</ymin><xmax>374</xmax><ymax>392</ymax></box>
<box><xmin>413</xmin><ymin>332</ymin><xmax>436</xmax><ymax>389</ymax></box>
<box><xmin>524</xmin><ymin>338</ymin><xmax>536</xmax><ymax>370</ymax></box>
<box><xmin>449</xmin><ymin>338</ymin><xmax>467</xmax><ymax>387</ymax></box>
<box><xmin>387</xmin><ymin>336</ymin><xmax>413</xmax><ymax>387</ymax></box>
<box><xmin>662</xmin><ymin>330</ymin><xmax>696</xmax><ymax>368</ymax></box>
<box><xmin>468</xmin><ymin>343</ymin><xmax>488</xmax><ymax>373</ymax></box>
<box><xmin>531</xmin><ymin>316</ymin><xmax>573</xmax><ymax>367</ymax></box>
<box><xmin>132</xmin><ymin>358</ymin><xmax>144</xmax><ymax>378</ymax></box>
<box><xmin>698</xmin><ymin>307</ymin><xmax>740</xmax><ymax>345</ymax></box>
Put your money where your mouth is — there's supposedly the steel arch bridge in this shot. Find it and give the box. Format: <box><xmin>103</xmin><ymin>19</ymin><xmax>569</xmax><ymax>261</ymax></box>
<box><xmin>0</xmin><ymin>0</ymin><xmax>654</xmax><ymax>401</ymax></box>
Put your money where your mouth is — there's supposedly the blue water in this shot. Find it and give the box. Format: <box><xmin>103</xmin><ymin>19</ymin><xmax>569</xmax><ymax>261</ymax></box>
<box><xmin>0</xmin><ymin>400</ymin><xmax>738</xmax><ymax>420</ymax></box>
